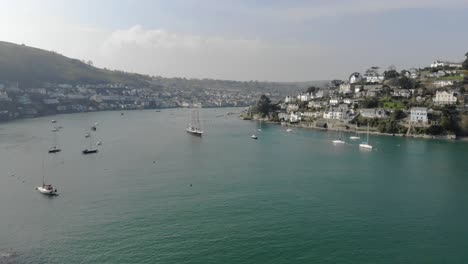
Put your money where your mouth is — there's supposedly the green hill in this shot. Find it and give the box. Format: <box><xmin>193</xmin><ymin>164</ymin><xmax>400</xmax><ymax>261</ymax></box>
<box><xmin>0</xmin><ymin>41</ymin><xmax>151</xmax><ymax>87</ymax></box>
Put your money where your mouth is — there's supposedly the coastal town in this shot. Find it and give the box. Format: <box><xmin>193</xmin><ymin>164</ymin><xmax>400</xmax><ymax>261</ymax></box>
<box><xmin>0</xmin><ymin>76</ymin><xmax>309</xmax><ymax>122</ymax></box>
<box><xmin>245</xmin><ymin>53</ymin><xmax>468</xmax><ymax>139</ymax></box>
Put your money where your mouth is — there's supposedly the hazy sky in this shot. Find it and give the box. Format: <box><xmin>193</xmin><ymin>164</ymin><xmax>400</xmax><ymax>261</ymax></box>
<box><xmin>1</xmin><ymin>0</ymin><xmax>468</xmax><ymax>81</ymax></box>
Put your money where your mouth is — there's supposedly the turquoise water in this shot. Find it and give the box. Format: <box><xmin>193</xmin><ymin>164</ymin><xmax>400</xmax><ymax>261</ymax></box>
<box><xmin>1</xmin><ymin>108</ymin><xmax>468</xmax><ymax>263</ymax></box>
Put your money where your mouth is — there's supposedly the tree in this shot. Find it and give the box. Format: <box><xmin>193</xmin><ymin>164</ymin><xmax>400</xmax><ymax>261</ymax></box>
<box><xmin>331</xmin><ymin>80</ymin><xmax>342</xmax><ymax>87</ymax></box>
<box><xmin>399</xmin><ymin>76</ymin><xmax>415</xmax><ymax>90</ymax></box>
<box><xmin>463</xmin><ymin>52</ymin><xmax>468</xmax><ymax>70</ymax></box>
<box><xmin>391</xmin><ymin>109</ymin><xmax>406</xmax><ymax>120</ymax></box>
<box><xmin>440</xmin><ymin>106</ymin><xmax>460</xmax><ymax>134</ymax></box>
<box><xmin>360</xmin><ymin>97</ymin><xmax>379</xmax><ymax>108</ymax></box>
<box><xmin>306</xmin><ymin>86</ymin><xmax>319</xmax><ymax>93</ymax></box>
<box><xmin>256</xmin><ymin>95</ymin><xmax>272</xmax><ymax>117</ymax></box>
<box><xmin>87</xmin><ymin>60</ymin><xmax>94</xmax><ymax>66</ymax></box>
<box><xmin>384</xmin><ymin>70</ymin><xmax>400</xmax><ymax>80</ymax></box>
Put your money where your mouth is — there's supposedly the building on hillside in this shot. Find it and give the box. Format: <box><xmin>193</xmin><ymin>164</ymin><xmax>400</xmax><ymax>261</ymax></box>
<box><xmin>290</xmin><ymin>112</ymin><xmax>301</xmax><ymax>123</ymax></box>
<box><xmin>364</xmin><ymin>75</ymin><xmax>384</xmax><ymax>83</ymax></box>
<box><xmin>315</xmin><ymin>89</ymin><xmax>329</xmax><ymax>98</ymax></box>
<box><xmin>323</xmin><ymin>110</ymin><xmax>343</xmax><ymax>120</ymax></box>
<box><xmin>433</xmin><ymin>90</ymin><xmax>457</xmax><ymax>105</ymax></box>
<box><xmin>431</xmin><ymin>60</ymin><xmax>463</xmax><ymax>68</ymax></box>
<box><xmin>329</xmin><ymin>97</ymin><xmax>341</xmax><ymax>106</ymax></box>
<box><xmin>349</xmin><ymin>72</ymin><xmax>362</xmax><ymax>84</ymax></box>
<box><xmin>278</xmin><ymin>113</ymin><xmax>290</xmax><ymax>121</ymax></box>
<box><xmin>0</xmin><ymin>91</ymin><xmax>11</xmax><ymax>101</ymax></box>
<box><xmin>410</xmin><ymin>107</ymin><xmax>428</xmax><ymax>124</ymax></box>
<box><xmin>286</xmin><ymin>104</ymin><xmax>299</xmax><ymax>113</ymax></box>
<box><xmin>308</xmin><ymin>101</ymin><xmax>326</xmax><ymax>109</ymax></box>
<box><xmin>392</xmin><ymin>89</ymin><xmax>411</xmax><ymax>98</ymax></box>
<box><xmin>284</xmin><ymin>96</ymin><xmax>294</xmax><ymax>103</ymax></box>
<box><xmin>433</xmin><ymin>80</ymin><xmax>454</xmax><ymax>88</ymax></box>
<box><xmin>339</xmin><ymin>83</ymin><xmax>352</xmax><ymax>94</ymax></box>
<box><xmin>359</xmin><ymin>108</ymin><xmax>388</xmax><ymax>119</ymax></box>
<box><xmin>302</xmin><ymin>111</ymin><xmax>322</xmax><ymax>119</ymax></box>
<box><xmin>343</xmin><ymin>98</ymin><xmax>357</xmax><ymax>105</ymax></box>
<box><xmin>299</xmin><ymin>93</ymin><xmax>311</xmax><ymax>102</ymax></box>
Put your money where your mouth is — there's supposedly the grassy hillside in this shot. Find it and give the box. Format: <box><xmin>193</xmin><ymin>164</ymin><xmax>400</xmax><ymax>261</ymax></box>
<box><xmin>0</xmin><ymin>41</ymin><xmax>151</xmax><ymax>87</ymax></box>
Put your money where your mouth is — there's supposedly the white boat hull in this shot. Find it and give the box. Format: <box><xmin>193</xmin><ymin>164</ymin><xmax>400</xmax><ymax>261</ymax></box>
<box><xmin>332</xmin><ymin>140</ymin><xmax>345</xmax><ymax>144</ymax></box>
<box><xmin>186</xmin><ymin>128</ymin><xmax>203</xmax><ymax>136</ymax></box>
<box><xmin>36</xmin><ymin>186</ymin><xmax>57</xmax><ymax>195</ymax></box>
<box><xmin>350</xmin><ymin>136</ymin><xmax>360</xmax><ymax>140</ymax></box>
<box><xmin>359</xmin><ymin>143</ymin><xmax>373</xmax><ymax>149</ymax></box>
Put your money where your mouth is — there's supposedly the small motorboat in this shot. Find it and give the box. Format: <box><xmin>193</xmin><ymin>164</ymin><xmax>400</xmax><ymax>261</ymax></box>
<box><xmin>48</xmin><ymin>146</ymin><xmax>62</xmax><ymax>153</ymax></box>
<box><xmin>51</xmin><ymin>120</ymin><xmax>57</xmax><ymax>123</ymax></box>
<box><xmin>359</xmin><ymin>143</ymin><xmax>373</xmax><ymax>149</ymax></box>
<box><xmin>51</xmin><ymin>128</ymin><xmax>59</xmax><ymax>132</ymax></box>
<box><xmin>96</xmin><ymin>141</ymin><xmax>102</xmax><ymax>146</ymax></box>
<box><xmin>36</xmin><ymin>184</ymin><xmax>57</xmax><ymax>195</ymax></box>
<box><xmin>85</xmin><ymin>133</ymin><xmax>90</xmax><ymax>138</ymax></box>
<box><xmin>82</xmin><ymin>149</ymin><xmax>98</xmax><ymax>154</ymax></box>
<box><xmin>251</xmin><ymin>134</ymin><xmax>258</xmax><ymax>140</ymax></box>
<box><xmin>257</xmin><ymin>129</ymin><xmax>262</xmax><ymax>132</ymax></box>
<box><xmin>91</xmin><ymin>126</ymin><xmax>97</xmax><ymax>131</ymax></box>
<box><xmin>286</xmin><ymin>128</ymin><xmax>293</xmax><ymax>132</ymax></box>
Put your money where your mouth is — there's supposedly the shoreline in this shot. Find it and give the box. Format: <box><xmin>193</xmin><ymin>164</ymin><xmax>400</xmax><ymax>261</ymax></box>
<box><xmin>244</xmin><ymin>117</ymin><xmax>462</xmax><ymax>142</ymax></box>
<box><xmin>0</xmin><ymin>106</ymin><xmax>247</xmax><ymax>124</ymax></box>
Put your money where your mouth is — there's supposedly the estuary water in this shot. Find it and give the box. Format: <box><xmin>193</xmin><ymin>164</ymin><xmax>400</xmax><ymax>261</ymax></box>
<box><xmin>0</xmin><ymin>108</ymin><xmax>467</xmax><ymax>264</ymax></box>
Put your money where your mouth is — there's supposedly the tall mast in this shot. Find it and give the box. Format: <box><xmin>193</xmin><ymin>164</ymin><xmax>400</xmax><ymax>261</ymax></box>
<box><xmin>42</xmin><ymin>157</ymin><xmax>45</xmax><ymax>186</ymax></box>
<box><xmin>367</xmin><ymin>123</ymin><xmax>369</xmax><ymax>143</ymax></box>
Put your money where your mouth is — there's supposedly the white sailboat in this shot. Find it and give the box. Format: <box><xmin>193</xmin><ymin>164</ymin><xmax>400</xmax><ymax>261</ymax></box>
<box><xmin>359</xmin><ymin>124</ymin><xmax>373</xmax><ymax>149</ymax></box>
<box><xmin>82</xmin><ymin>131</ymin><xmax>98</xmax><ymax>154</ymax></box>
<box><xmin>36</xmin><ymin>158</ymin><xmax>58</xmax><ymax>195</ymax></box>
<box><xmin>186</xmin><ymin>104</ymin><xmax>204</xmax><ymax>136</ymax></box>
<box><xmin>48</xmin><ymin>127</ymin><xmax>62</xmax><ymax>153</ymax></box>
<box><xmin>350</xmin><ymin>129</ymin><xmax>361</xmax><ymax>140</ymax></box>
<box><xmin>332</xmin><ymin>129</ymin><xmax>345</xmax><ymax>144</ymax></box>
<box><xmin>251</xmin><ymin>134</ymin><xmax>258</xmax><ymax>140</ymax></box>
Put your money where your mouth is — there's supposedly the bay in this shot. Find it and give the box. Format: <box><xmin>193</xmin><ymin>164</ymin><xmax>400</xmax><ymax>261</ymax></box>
<box><xmin>1</xmin><ymin>108</ymin><xmax>467</xmax><ymax>264</ymax></box>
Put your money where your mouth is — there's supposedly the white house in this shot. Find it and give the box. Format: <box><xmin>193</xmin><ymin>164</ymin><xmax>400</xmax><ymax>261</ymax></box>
<box><xmin>349</xmin><ymin>72</ymin><xmax>362</xmax><ymax>84</ymax></box>
<box><xmin>303</xmin><ymin>111</ymin><xmax>322</xmax><ymax>119</ymax></box>
<box><xmin>290</xmin><ymin>112</ymin><xmax>301</xmax><ymax>123</ymax></box>
<box><xmin>431</xmin><ymin>61</ymin><xmax>446</xmax><ymax>68</ymax></box>
<box><xmin>323</xmin><ymin>110</ymin><xmax>343</xmax><ymax>120</ymax></box>
<box><xmin>339</xmin><ymin>83</ymin><xmax>352</xmax><ymax>94</ymax></box>
<box><xmin>286</xmin><ymin>104</ymin><xmax>299</xmax><ymax>113</ymax></box>
<box><xmin>308</xmin><ymin>101</ymin><xmax>326</xmax><ymax>108</ymax></box>
<box><xmin>433</xmin><ymin>90</ymin><xmax>457</xmax><ymax>105</ymax></box>
<box><xmin>431</xmin><ymin>60</ymin><xmax>463</xmax><ymax>68</ymax></box>
<box><xmin>392</xmin><ymin>89</ymin><xmax>411</xmax><ymax>98</ymax></box>
<box><xmin>365</xmin><ymin>76</ymin><xmax>384</xmax><ymax>83</ymax></box>
<box><xmin>360</xmin><ymin>108</ymin><xmax>388</xmax><ymax>119</ymax></box>
<box><xmin>284</xmin><ymin>96</ymin><xmax>294</xmax><ymax>103</ymax></box>
<box><xmin>329</xmin><ymin>97</ymin><xmax>341</xmax><ymax>106</ymax></box>
<box><xmin>299</xmin><ymin>93</ymin><xmax>311</xmax><ymax>102</ymax></box>
<box><xmin>433</xmin><ymin>80</ymin><xmax>454</xmax><ymax>88</ymax></box>
<box><xmin>343</xmin><ymin>98</ymin><xmax>357</xmax><ymax>105</ymax></box>
<box><xmin>410</xmin><ymin>107</ymin><xmax>428</xmax><ymax>124</ymax></box>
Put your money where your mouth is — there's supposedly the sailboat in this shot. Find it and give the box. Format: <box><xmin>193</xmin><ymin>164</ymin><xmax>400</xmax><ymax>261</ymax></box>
<box><xmin>36</xmin><ymin>158</ymin><xmax>58</xmax><ymax>195</ymax></box>
<box><xmin>82</xmin><ymin>131</ymin><xmax>98</xmax><ymax>154</ymax></box>
<box><xmin>359</xmin><ymin>124</ymin><xmax>373</xmax><ymax>149</ymax></box>
<box><xmin>48</xmin><ymin>128</ymin><xmax>62</xmax><ymax>153</ymax></box>
<box><xmin>186</xmin><ymin>105</ymin><xmax>204</xmax><ymax>136</ymax></box>
<box><xmin>350</xmin><ymin>129</ymin><xmax>361</xmax><ymax>140</ymax></box>
<box><xmin>332</xmin><ymin>129</ymin><xmax>345</xmax><ymax>144</ymax></box>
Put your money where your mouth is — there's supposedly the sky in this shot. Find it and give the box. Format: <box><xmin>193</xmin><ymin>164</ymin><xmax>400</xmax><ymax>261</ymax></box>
<box><xmin>1</xmin><ymin>0</ymin><xmax>468</xmax><ymax>81</ymax></box>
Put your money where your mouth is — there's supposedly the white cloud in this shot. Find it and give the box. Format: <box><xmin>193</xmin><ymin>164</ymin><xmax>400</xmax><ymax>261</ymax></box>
<box><xmin>97</xmin><ymin>25</ymin><xmax>333</xmax><ymax>81</ymax></box>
